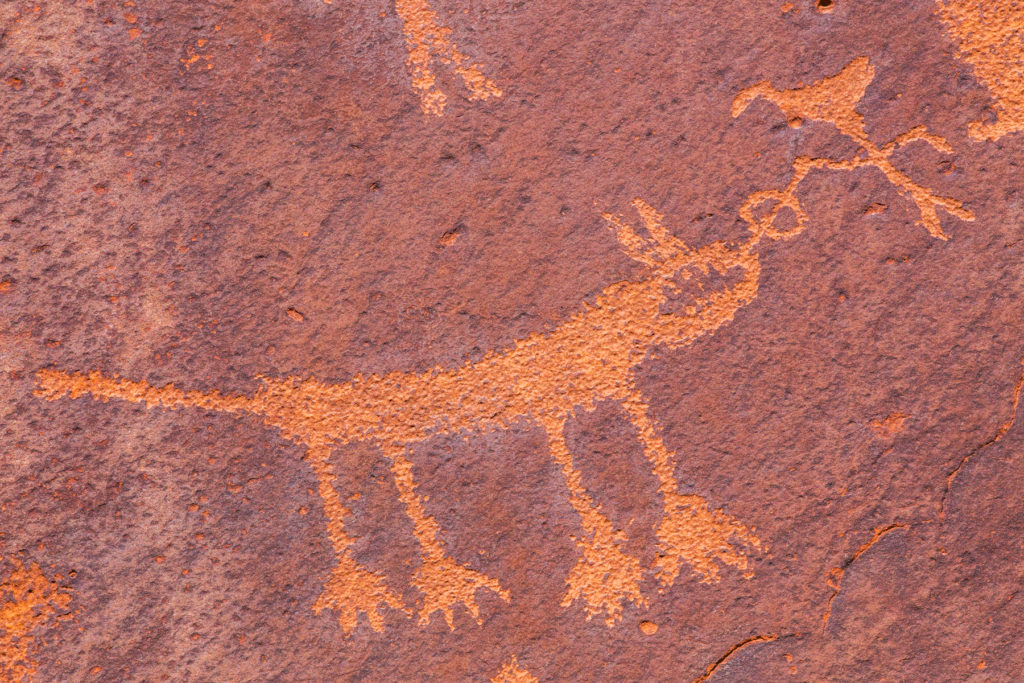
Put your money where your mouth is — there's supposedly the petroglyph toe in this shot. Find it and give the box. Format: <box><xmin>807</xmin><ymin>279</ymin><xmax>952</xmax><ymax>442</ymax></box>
<box><xmin>314</xmin><ymin>552</ymin><xmax>407</xmax><ymax>635</ymax></box>
<box><xmin>561</xmin><ymin>518</ymin><xmax>646</xmax><ymax>626</ymax></box>
<box><xmin>654</xmin><ymin>493</ymin><xmax>762</xmax><ymax>587</ymax></box>
<box><xmin>413</xmin><ymin>555</ymin><xmax>510</xmax><ymax>629</ymax></box>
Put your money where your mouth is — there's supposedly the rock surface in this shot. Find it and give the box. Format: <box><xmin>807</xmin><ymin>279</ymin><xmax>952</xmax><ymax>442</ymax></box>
<box><xmin>3</xmin><ymin>0</ymin><xmax>1024</xmax><ymax>680</ymax></box>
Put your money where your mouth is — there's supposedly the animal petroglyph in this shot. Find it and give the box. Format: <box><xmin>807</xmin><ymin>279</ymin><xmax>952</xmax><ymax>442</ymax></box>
<box><xmin>34</xmin><ymin>198</ymin><xmax>766</xmax><ymax>632</ymax></box>
<box><xmin>395</xmin><ymin>0</ymin><xmax>502</xmax><ymax>116</ymax></box>
<box><xmin>732</xmin><ymin>56</ymin><xmax>975</xmax><ymax>239</ymax></box>
<box><xmin>936</xmin><ymin>0</ymin><xmax>1024</xmax><ymax>141</ymax></box>
<box><xmin>34</xmin><ymin>57</ymin><xmax>973</xmax><ymax>636</ymax></box>
<box><xmin>0</xmin><ymin>559</ymin><xmax>72</xmax><ymax>682</ymax></box>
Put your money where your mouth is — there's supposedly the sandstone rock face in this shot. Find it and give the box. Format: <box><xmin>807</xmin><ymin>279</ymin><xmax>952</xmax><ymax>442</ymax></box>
<box><xmin>3</xmin><ymin>0</ymin><xmax>1024</xmax><ymax>680</ymax></box>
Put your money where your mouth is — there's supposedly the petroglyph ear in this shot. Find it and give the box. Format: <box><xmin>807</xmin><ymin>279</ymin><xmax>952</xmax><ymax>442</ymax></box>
<box><xmin>602</xmin><ymin>209</ymin><xmax>661</xmax><ymax>269</ymax></box>
<box><xmin>602</xmin><ymin>198</ymin><xmax>692</xmax><ymax>269</ymax></box>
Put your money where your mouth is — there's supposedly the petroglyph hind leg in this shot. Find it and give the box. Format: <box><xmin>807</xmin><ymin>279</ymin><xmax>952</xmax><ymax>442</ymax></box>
<box><xmin>541</xmin><ymin>417</ymin><xmax>646</xmax><ymax>626</ymax></box>
<box><xmin>304</xmin><ymin>446</ymin><xmax>408</xmax><ymax>633</ymax></box>
<box><xmin>383</xmin><ymin>444</ymin><xmax>510</xmax><ymax>629</ymax></box>
<box><xmin>619</xmin><ymin>395</ymin><xmax>762</xmax><ymax>586</ymax></box>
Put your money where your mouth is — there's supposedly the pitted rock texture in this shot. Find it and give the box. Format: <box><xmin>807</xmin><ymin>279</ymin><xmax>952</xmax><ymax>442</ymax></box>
<box><xmin>3</xmin><ymin>0</ymin><xmax>1024</xmax><ymax>680</ymax></box>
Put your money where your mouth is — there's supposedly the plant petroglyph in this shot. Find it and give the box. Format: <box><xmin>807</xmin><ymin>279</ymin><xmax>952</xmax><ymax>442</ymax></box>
<box><xmin>733</xmin><ymin>56</ymin><xmax>974</xmax><ymax>239</ymax></box>
<box><xmin>34</xmin><ymin>57</ymin><xmax>973</xmax><ymax>636</ymax></box>
<box><xmin>936</xmin><ymin>0</ymin><xmax>1024</xmax><ymax>141</ymax></box>
<box><xmin>394</xmin><ymin>0</ymin><xmax>502</xmax><ymax>116</ymax></box>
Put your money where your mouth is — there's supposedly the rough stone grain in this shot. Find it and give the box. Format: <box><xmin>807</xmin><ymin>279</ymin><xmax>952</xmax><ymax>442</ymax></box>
<box><xmin>3</xmin><ymin>0</ymin><xmax>1024</xmax><ymax>680</ymax></box>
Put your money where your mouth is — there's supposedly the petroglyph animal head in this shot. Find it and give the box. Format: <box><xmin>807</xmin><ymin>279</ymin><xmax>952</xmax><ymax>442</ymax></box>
<box><xmin>731</xmin><ymin>56</ymin><xmax>874</xmax><ymax>137</ymax></box>
<box><xmin>602</xmin><ymin>199</ymin><xmax>756</xmax><ymax>298</ymax></box>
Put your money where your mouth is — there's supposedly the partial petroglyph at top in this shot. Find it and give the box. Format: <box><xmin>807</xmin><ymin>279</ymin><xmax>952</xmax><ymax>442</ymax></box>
<box><xmin>0</xmin><ymin>558</ymin><xmax>72</xmax><ymax>682</ymax></box>
<box><xmin>733</xmin><ymin>57</ymin><xmax>974</xmax><ymax>239</ymax></box>
<box><xmin>936</xmin><ymin>0</ymin><xmax>1024</xmax><ymax>141</ymax></box>
<box><xmin>395</xmin><ymin>0</ymin><xmax>502</xmax><ymax>116</ymax></box>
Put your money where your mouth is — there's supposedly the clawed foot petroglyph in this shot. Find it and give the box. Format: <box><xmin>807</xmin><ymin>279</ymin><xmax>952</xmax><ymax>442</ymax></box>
<box><xmin>314</xmin><ymin>551</ymin><xmax>408</xmax><ymax>634</ymax></box>
<box><xmin>561</xmin><ymin>515</ymin><xmax>647</xmax><ymax>626</ymax></box>
<box><xmin>414</xmin><ymin>554</ymin><xmax>510</xmax><ymax>628</ymax></box>
<box><xmin>34</xmin><ymin>57</ymin><xmax>974</xmax><ymax>635</ymax></box>
<box><xmin>654</xmin><ymin>493</ymin><xmax>762</xmax><ymax>586</ymax></box>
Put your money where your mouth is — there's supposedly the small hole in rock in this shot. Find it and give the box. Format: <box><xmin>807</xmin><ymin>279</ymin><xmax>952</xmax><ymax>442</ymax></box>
<box><xmin>816</xmin><ymin>0</ymin><xmax>834</xmax><ymax>11</ymax></box>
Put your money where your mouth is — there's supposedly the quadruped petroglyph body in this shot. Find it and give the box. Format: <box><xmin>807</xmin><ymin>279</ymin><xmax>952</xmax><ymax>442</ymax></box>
<box><xmin>36</xmin><ymin>58</ymin><xmax>973</xmax><ymax>635</ymax></box>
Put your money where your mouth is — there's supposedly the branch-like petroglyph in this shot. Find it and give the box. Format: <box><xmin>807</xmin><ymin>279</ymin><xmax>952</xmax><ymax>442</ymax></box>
<box><xmin>691</xmin><ymin>633</ymin><xmax>794</xmax><ymax>683</ymax></box>
<box><xmin>34</xmin><ymin>57</ymin><xmax>973</xmax><ymax>636</ymax></box>
<box><xmin>821</xmin><ymin>523</ymin><xmax>907</xmax><ymax>631</ymax></box>
<box><xmin>733</xmin><ymin>56</ymin><xmax>974</xmax><ymax>239</ymax></box>
<box><xmin>937</xmin><ymin>0</ymin><xmax>1024</xmax><ymax>141</ymax></box>
<box><xmin>939</xmin><ymin>357</ymin><xmax>1024</xmax><ymax>519</ymax></box>
<box><xmin>395</xmin><ymin>0</ymin><xmax>502</xmax><ymax>116</ymax></box>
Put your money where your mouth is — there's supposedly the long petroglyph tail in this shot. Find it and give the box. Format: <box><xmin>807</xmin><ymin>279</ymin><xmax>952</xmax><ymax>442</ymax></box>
<box><xmin>34</xmin><ymin>368</ymin><xmax>261</xmax><ymax>416</ymax></box>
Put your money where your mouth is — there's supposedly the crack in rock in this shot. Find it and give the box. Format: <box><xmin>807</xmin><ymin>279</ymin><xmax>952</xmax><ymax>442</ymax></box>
<box><xmin>691</xmin><ymin>632</ymin><xmax>796</xmax><ymax>682</ymax></box>
<box><xmin>940</xmin><ymin>357</ymin><xmax>1024</xmax><ymax>520</ymax></box>
<box><xmin>822</xmin><ymin>523</ymin><xmax>907</xmax><ymax>631</ymax></box>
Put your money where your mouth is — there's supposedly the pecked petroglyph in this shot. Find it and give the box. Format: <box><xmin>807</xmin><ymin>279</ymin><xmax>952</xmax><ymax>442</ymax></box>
<box><xmin>732</xmin><ymin>56</ymin><xmax>974</xmax><ymax>239</ymax></box>
<box><xmin>936</xmin><ymin>0</ymin><xmax>1024</xmax><ymax>141</ymax></box>
<box><xmin>394</xmin><ymin>0</ymin><xmax>502</xmax><ymax>116</ymax></box>
<box><xmin>34</xmin><ymin>57</ymin><xmax>973</xmax><ymax>636</ymax></box>
<box><xmin>490</xmin><ymin>656</ymin><xmax>537</xmax><ymax>683</ymax></box>
<box><xmin>33</xmin><ymin>201</ymin><xmax>764</xmax><ymax>631</ymax></box>
<box><xmin>0</xmin><ymin>558</ymin><xmax>72</xmax><ymax>682</ymax></box>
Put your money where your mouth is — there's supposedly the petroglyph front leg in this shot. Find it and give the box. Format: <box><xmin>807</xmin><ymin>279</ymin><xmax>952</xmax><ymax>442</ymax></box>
<box><xmin>542</xmin><ymin>417</ymin><xmax>646</xmax><ymax>626</ymax></box>
<box><xmin>305</xmin><ymin>446</ymin><xmax>408</xmax><ymax>633</ymax></box>
<box><xmin>619</xmin><ymin>394</ymin><xmax>762</xmax><ymax>587</ymax></box>
<box><xmin>383</xmin><ymin>444</ymin><xmax>509</xmax><ymax>628</ymax></box>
